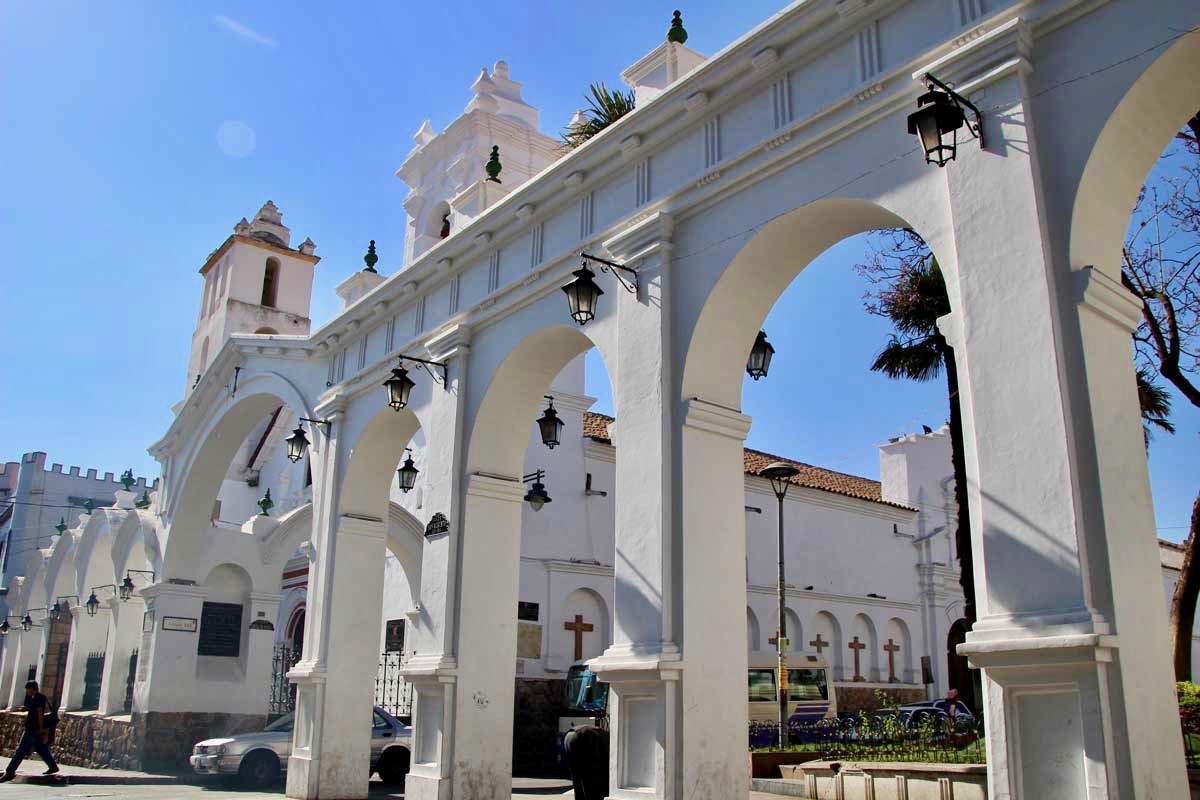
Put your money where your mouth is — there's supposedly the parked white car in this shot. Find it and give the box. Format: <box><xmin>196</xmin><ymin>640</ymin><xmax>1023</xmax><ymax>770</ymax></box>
<box><xmin>190</xmin><ymin>706</ymin><xmax>411</xmax><ymax>788</ymax></box>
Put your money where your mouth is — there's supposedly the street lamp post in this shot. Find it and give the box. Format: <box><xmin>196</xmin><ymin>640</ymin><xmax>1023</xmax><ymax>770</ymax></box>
<box><xmin>760</xmin><ymin>461</ymin><xmax>800</xmax><ymax>748</ymax></box>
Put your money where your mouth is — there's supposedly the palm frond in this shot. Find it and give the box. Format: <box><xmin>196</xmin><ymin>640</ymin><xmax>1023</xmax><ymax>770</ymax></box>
<box><xmin>1138</xmin><ymin>367</ymin><xmax>1175</xmax><ymax>446</ymax></box>
<box><xmin>560</xmin><ymin>83</ymin><xmax>636</xmax><ymax>150</ymax></box>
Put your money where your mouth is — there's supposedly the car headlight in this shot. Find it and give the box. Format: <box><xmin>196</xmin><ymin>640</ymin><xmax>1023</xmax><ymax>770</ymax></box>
<box><xmin>213</xmin><ymin>745</ymin><xmax>227</xmax><ymax>756</ymax></box>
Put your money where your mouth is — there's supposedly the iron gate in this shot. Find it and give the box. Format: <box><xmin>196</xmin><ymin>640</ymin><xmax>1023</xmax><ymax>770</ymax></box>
<box><xmin>81</xmin><ymin>651</ymin><xmax>105</xmax><ymax>711</ymax></box>
<box><xmin>123</xmin><ymin>649</ymin><xmax>137</xmax><ymax>713</ymax></box>
<box><xmin>375</xmin><ymin>651</ymin><xmax>412</xmax><ymax>718</ymax></box>
<box><xmin>269</xmin><ymin>644</ymin><xmax>301</xmax><ymax>716</ymax></box>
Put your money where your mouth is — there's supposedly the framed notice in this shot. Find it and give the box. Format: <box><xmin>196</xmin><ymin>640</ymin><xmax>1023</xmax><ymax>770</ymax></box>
<box><xmin>142</xmin><ymin>611</ymin><xmax>155</xmax><ymax>633</ymax></box>
<box><xmin>162</xmin><ymin>616</ymin><xmax>198</xmax><ymax>633</ymax></box>
<box><xmin>197</xmin><ymin>602</ymin><xmax>244</xmax><ymax>657</ymax></box>
<box><xmin>385</xmin><ymin>619</ymin><xmax>405</xmax><ymax>653</ymax></box>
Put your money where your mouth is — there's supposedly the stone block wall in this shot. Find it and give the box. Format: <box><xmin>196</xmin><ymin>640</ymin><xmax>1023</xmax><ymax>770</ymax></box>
<box><xmin>138</xmin><ymin>711</ymin><xmax>267</xmax><ymax>771</ymax></box>
<box><xmin>513</xmin><ymin>678</ymin><xmax>566</xmax><ymax>775</ymax></box>
<box><xmin>834</xmin><ymin>686</ymin><xmax>926</xmax><ymax>714</ymax></box>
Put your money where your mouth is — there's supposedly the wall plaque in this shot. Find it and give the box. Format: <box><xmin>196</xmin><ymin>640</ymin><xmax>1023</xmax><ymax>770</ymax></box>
<box><xmin>517</xmin><ymin>601</ymin><xmax>540</xmax><ymax>622</ymax></box>
<box><xmin>517</xmin><ymin>622</ymin><xmax>542</xmax><ymax>659</ymax></box>
<box><xmin>424</xmin><ymin>513</ymin><xmax>450</xmax><ymax>539</ymax></box>
<box><xmin>142</xmin><ymin>611</ymin><xmax>155</xmax><ymax>633</ymax></box>
<box><xmin>197</xmin><ymin>602</ymin><xmax>243</xmax><ymax>657</ymax></box>
<box><xmin>162</xmin><ymin>616</ymin><xmax>198</xmax><ymax>633</ymax></box>
<box><xmin>385</xmin><ymin>619</ymin><xmax>406</xmax><ymax>652</ymax></box>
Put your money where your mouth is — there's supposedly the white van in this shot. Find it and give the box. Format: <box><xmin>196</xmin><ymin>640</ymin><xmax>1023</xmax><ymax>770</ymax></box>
<box><xmin>747</xmin><ymin>653</ymin><xmax>836</xmax><ymax>724</ymax></box>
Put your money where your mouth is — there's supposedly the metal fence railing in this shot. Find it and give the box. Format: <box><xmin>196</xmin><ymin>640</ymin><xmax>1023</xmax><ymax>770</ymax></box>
<box><xmin>750</xmin><ymin>712</ymin><xmax>986</xmax><ymax>764</ymax></box>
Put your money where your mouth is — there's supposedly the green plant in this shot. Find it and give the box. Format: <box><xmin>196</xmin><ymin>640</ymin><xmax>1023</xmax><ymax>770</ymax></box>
<box><xmin>560</xmin><ymin>83</ymin><xmax>636</xmax><ymax>150</ymax></box>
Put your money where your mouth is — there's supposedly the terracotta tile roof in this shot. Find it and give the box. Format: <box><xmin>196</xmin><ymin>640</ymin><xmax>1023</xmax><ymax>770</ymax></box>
<box><xmin>582</xmin><ymin>412</ymin><xmax>915</xmax><ymax>511</ymax></box>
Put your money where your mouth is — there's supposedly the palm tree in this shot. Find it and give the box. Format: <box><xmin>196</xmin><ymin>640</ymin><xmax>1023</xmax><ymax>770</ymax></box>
<box><xmin>1137</xmin><ymin>368</ymin><xmax>1175</xmax><ymax>445</ymax></box>
<box><xmin>560</xmin><ymin>83</ymin><xmax>636</xmax><ymax>150</ymax></box>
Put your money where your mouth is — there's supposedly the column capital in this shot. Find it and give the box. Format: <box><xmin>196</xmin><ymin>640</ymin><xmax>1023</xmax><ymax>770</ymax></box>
<box><xmin>424</xmin><ymin>323</ymin><xmax>472</xmax><ymax>363</ymax></box>
<box><xmin>603</xmin><ymin>210</ymin><xmax>674</xmax><ymax>264</ymax></box>
<box><xmin>1075</xmin><ymin>266</ymin><xmax>1143</xmax><ymax>333</ymax></box>
<box><xmin>465</xmin><ymin>473</ymin><xmax>526</xmax><ymax>504</ymax></box>
<box><xmin>314</xmin><ymin>391</ymin><xmax>351</xmax><ymax>420</ymax></box>
<box><xmin>682</xmin><ymin>398</ymin><xmax>752</xmax><ymax>441</ymax></box>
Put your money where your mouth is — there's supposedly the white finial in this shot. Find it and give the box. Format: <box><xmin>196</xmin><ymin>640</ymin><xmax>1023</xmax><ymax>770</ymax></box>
<box><xmin>492</xmin><ymin>60</ymin><xmax>509</xmax><ymax>79</ymax></box>
<box><xmin>470</xmin><ymin>67</ymin><xmax>498</xmax><ymax>96</ymax></box>
<box><xmin>414</xmin><ymin>119</ymin><xmax>436</xmax><ymax>147</ymax></box>
<box><xmin>569</xmin><ymin>109</ymin><xmax>588</xmax><ymax>127</ymax></box>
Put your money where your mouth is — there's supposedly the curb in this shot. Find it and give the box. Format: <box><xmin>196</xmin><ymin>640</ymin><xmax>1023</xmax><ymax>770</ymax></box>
<box><xmin>8</xmin><ymin>773</ymin><xmax>186</xmax><ymax>786</ymax></box>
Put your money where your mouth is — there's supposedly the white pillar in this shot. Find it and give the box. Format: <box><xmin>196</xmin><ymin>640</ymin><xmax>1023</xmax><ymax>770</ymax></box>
<box><xmin>98</xmin><ymin>597</ymin><xmax>143</xmax><ymax>715</ymax></box>
<box><xmin>134</xmin><ymin>582</ymin><xmax>207</xmax><ymax>713</ymax></box>
<box><xmin>287</xmin><ymin>398</ymin><xmax>389</xmax><ymax>800</ymax></box>
<box><xmin>60</xmin><ymin>605</ymin><xmax>109</xmax><ymax>710</ymax></box>
<box><xmin>1</xmin><ymin>630</ymin><xmax>34</xmax><ymax>708</ymax></box>
<box><xmin>589</xmin><ymin>213</ymin><xmax>696</xmax><ymax>800</ymax></box>
<box><xmin>935</xmin><ymin>59</ymin><xmax>1187</xmax><ymax>799</ymax></box>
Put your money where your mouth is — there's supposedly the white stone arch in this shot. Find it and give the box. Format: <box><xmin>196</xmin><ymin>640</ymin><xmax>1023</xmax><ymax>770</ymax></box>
<box><xmin>1069</xmin><ymin>30</ymin><xmax>1200</xmax><ymax>278</ymax></box>
<box><xmin>41</xmin><ymin>531</ymin><xmax>78</xmax><ymax>612</ymax></box>
<box><xmin>882</xmin><ymin>617</ymin><xmax>914</xmax><ymax>684</ymax></box>
<box><xmin>848</xmin><ymin>613</ymin><xmax>879</xmax><ymax>683</ymax></box>
<box><xmin>74</xmin><ymin>509</ymin><xmax>131</xmax><ymax>601</ymax></box>
<box><xmin>783</xmin><ymin>607</ymin><xmax>803</xmax><ymax>655</ymax></box>
<box><xmin>111</xmin><ymin>509</ymin><xmax>162</xmax><ymax>585</ymax></box>
<box><xmin>559</xmin><ymin>587</ymin><xmax>610</xmax><ymax>665</ymax></box>
<box><xmin>160</xmin><ymin>371</ymin><xmax>313</xmax><ymax>580</ymax></box>
<box><xmin>812</xmin><ymin>610</ymin><xmax>843</xmax><ymax>680</ymax></box>
<box><xmin>746</xmin><ymin>607</ymin><xmax>761</xmax><ymax>653</ymax></box>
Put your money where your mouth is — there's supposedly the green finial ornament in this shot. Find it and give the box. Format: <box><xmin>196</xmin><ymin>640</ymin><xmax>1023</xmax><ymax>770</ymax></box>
<box><xmin>84</xmin><ymin>499</ymin><xmax>94</xmax><ymax>514</ymax></box>
<box><xmin>120</xmin><ymin>469</ymin><xmax>135</xmax><ymax>491</ymax></box>
<box><xmin>136</xmin><ymin>490</ymin><xmax>151</xmax><ymax>509</ymax></box>
<box><xmin>667</xmin><ymin>10</ymin><xmax>688</xmax><ymax>44</ymax></box>
<box><xmin>258</xmin><ymin>489</ymin><xmax>274</xmax><ymax>517</ymax></box>
<box><xmin>55</xmin><ymin>518</ymin><xmax>67</xmax><ymax>536</ymax></box>
<box><xmin>363</xmin><ymin>240</ymin><xmax>379</xmax><ymax>273</ymax></box>
<box><xmin>485</xmin><ymin>146</ymin><xmax>503</xmax><ymax>183</ymax></box>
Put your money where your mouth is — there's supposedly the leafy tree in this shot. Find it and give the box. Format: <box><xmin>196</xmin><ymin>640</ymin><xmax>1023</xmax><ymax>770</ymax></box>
<box><xmin>560</xmin><ymin>83</ymin><xmax>636</xmax><ymax>150</ymax></box>
<box><xmin>1125</xmin><ymin>111</ymin><xmax>1200</xmax><ymax>680</ymax></box>
<box><xmin>856</xmin><ymin>239</ymin><xmax>975</xmax><ymax>633</ymax></box>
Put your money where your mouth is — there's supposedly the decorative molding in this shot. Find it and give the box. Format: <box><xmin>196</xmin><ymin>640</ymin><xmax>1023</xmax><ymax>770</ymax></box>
<box><xmin>703</xmin><ymin>116</ymin><xmax>721</xmax><ymax>169</ymax></box>
<box><xmin>530</xmin><ymin>221</ymin><xmax>545</xmax><ymax>267</ymax></box>
<box><xmin>619</xmin><ymin>134</ymin><xmax>642</xmax><ymax>156</ymax></box>
<box><xmin>413</xmin><ymin>295</ymin><xmax>426</xmax><ymax>336</ymax></box>
<box><xmin>515</xmin><ymin>203</ymin><xmax>535</xmax><ymax>221</ymax></box>
<box><xmin>770</xmin><ymin>73</ymin><xmax>792</xmax><ymax>130</ymax></box>
<box><xmin>635</xmin><ymin>158</ymin><xmax>651</xmax><ymax>207</ymax></box>
<box><xmin>764</xmin><ymin>131</ymin><xmax>792</xmax><ymax>151</ymax></box>
<box><xmin>858</xmin><ymin>20</ymin><xmax>881</xmax><ymax>82</ymax></box>
<box><xmin>684</xmin><ymin>91</ymin><xmax>709</xmax><ymax>113</ymax></box>
<box><xmin>487</xmin><ymin>251</ymin><xmax>501</xmax><ymax>293</ymax></box>
<box><xmin>913</xmin><ymin>17</ymin><xmax>1032</xmax><ymax>91</ymax></box>
<box><xmin>697</xmin><ymin>170</ymin><xmax>722</xmax><ymax>187</ymax></box>
<box><xmin>751</xmin><ymin>47</ymin><xmax>779</xmax><ymax>72</ymax></box>
<box><xmin>956</xmin><ymin>0</ymin><xmax>984</xmax><ymax>28</ymax></box>
<box><xmin>436</xmin><ymin>256</ymin><xmax>453</xmax><ymax>273</ymax></box>
<box><xmin>682</xmin><ymin>397</ymin><xmax>752</xmax><ymax>441</ymax></box>
<box><xmin>603</xmin><ymin>210</ymin><xmax>674</xmax><ymax>263</ymax></box>
<box><xmin>466</xmin><ymin>472</ymin><xmax>526</xmax><ymax>504</ymax></box>
<box><xmin>953</xmin><ymin>23</ymin><xmax>989</xmax><ymax>48</ymax></box>
<box><xmin>1075</xmin><ymin>267</ymin><xmax>1143</xmax><ymax>333</ymax></box>
<box><xmin>855</xmin><ymin>82</ymin><xmax>885</xmax><ymax>102</ymax></box>
<box><xmin>579</xmin><ymin>192</ymin><xmax>594</xmax><ymax>239</ymax></box>
<box><xmin>835</xmin><ymin>0</ymin><xmax>872</xmax><ymax>17</ymax></box>
<box><xmin>564</xmin><ymin>170</ymin><xmax>585</xmax><ymax>188</ymax></box>
<box><xmin>448</xmin><ymin>274</ymin><xmax>460</xmax><ymax>315</ymax></box>
<box><xmin>474</xmin><ymin>231</ymin><xmax>493</xmax><ymax>247</ymax></box>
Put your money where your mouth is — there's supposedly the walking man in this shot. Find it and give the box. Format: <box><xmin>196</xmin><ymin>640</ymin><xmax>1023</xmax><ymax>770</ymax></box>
<box><xmin>0</xmin><ymin>681</ymin><xmax>59</xmax><ymax>781</ymax></box>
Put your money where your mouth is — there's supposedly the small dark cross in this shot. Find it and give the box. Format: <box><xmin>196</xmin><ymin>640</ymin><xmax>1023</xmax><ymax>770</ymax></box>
<box><xmin>809</xmin><ymin>634</ymin><xmax>828</xmax><ymax>654</ymax></box>
<box><xmin>848</xmin><ymin>636</ymin><xmax>867</xmax><ymax>682</ymax></box>
<box><xmin>884</xmin><ymin>638</ymin><xmax>901</xmax><ymax>683</ymax></box>
<box><xmin>768</xmin><ymin>632</ymin><xmax>785</xmax><ymax>649</ymax></box>
<box><xmin>564</xmin><ymin>614</ymin><xmax>594</xmax><ymax>661</ymax></box>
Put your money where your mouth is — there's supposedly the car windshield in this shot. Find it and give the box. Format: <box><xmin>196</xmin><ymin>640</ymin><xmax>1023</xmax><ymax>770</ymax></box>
<box><xmin>264</xmin><ymin>714</ymin><xmax>294</xmax><ymax>733</ymax></box>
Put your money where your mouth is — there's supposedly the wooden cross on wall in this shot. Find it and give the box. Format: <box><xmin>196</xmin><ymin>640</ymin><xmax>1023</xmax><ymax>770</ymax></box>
<box><xmin>848</xmin><ymin>636</ymin><xmax>866</xmax><ymax>682</ymax></box>
<box><xmin>884</xmin><ymin>638</ymin><xmax>901</xmax><ymax>683</ymax></box>
<box><xmin>809</xmin><ymin>634</ymin><xmax>828</xmax><ymax>654</ymax></box>
<box><xmin>564</xmin><ymin>614</ymin><xmax>594</xmax><ymax>661</ymax></box>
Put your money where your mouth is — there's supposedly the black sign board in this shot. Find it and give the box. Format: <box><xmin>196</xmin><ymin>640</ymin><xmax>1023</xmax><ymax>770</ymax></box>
<box><xmin>424</xmin><ymin>513</ymin><xmax>450</xmax><ymax>539</ymax></box>
<box><xmin>198</xmin><ymin>602</ymin><xmax>243</xmax><ymax>657</ymax></box>
<box><xmin>517</xmin><ymin>602</ymin><xmax>540</xmax><ymax>622</ymax></box>
<box><xmin>385</xmin><ymin>619</ymin><xmax>405</xmax><ymax>652</ymax></box>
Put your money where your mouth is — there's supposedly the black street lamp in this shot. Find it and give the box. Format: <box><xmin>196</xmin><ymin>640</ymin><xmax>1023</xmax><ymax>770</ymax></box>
<box><xmin>22</xmin><ymin>610</ymin><xmax>46</xmax><ymax>632</ymax></box>
<box><xmin>562</xmin><ymin>253</ymin><xmax>639</xmax><ymax>326</ymax></box>
<box><xmin>537</xmin><ymin>396</ymin><xmax>565</xmax><ymax>449</ymax></box>
<box><xmin>286</xmin><ymin>417</ymin><xmax>331</xmax><ymax>463</ymax></box>
<box><xmin>87</xmin><ymin>586</ymin><xmax>119</xmax><ymax>618</ymax></box>
<box><xmin>522</xmin><ymin>470</ymin><xmax>552</xmax><ymax>512</ymax></box>
<box><xmin>0</xmin><ymin>616</ymin><xmax>20</xmax><ymax>636</ymax></box>
<box><xmin>746</xmin><ymin>330</ymin><xmax>775</xmax><ymax>380</ymax></box>
<box><xmin>907</xmin><ymin>73</ymin><xmax>984</xmax><ymax>167</ymax></box>
<box><xmin>49</xmin><ymin>596</ymin><xmax>78</xmax><ymax>623</ymax></box>
<box><xmin>120</xmin><ymin>570</ymin><xmax>156</xmax><ymax>602</ymax></box>
<box><xmin>383</xmin><ymin>355</ymin><xmax>449</xmax><ymax>411</ymax></box>
<box><xmin>397</xmin><ymin>448</ymin><xmax>419</xmax><ymax>493</ymax></box>
<box><xmin>760</xmin><ymin>460</ymin><xmax>800</xmax><ymax>748</ymax></box>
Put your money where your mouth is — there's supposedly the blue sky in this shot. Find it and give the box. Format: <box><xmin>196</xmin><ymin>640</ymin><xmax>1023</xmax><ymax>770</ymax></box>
<box><xmin>1</xmin><ymin>1</ymin><xmax>1196</xmax><ymax>540</ymax></box>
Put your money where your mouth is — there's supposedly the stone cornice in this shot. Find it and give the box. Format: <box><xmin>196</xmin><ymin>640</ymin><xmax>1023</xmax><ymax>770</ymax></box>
<box><xmin>1074</xmin><ymin>266</ymin><xmax>1143</xmax><ymax>333</ymax></box>
<box><xmin>747</xmin><ymin>584</ymin><xmax>920</xmax><ymax>612</ymax></box>
<box><xmin>682</xmin><ymin>398</ymin><xmax>752</xmax><ymax>441</ymax></box>
<box><xmin>466</xmin><ymin>473</ymin><xmax>526</xmax><ymax>504</ymax></box>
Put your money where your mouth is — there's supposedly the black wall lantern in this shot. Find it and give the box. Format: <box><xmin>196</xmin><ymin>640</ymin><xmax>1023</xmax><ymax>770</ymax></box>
<box><xmin>120</xmin><ymin>570</ymin><xmax>156</xmax><ymax>602</ymax></box>
<box><xmin>746</xmin><ymin>330</ymin><xmax>775</xmax><ymax>380</ymax></box>
<box><xmin>384</xmin><ymin>355</ymin><xmax>449</xmax><ymax>411</ymax></box>
<box><xmin>86</xmin><ymin>585</ymin><xmax>117</xmax><ymax>617</ymax></box>
<box><xmin>907</xmin><ymin>72</ymin><xmax>984</xmax><ymax>167</ymax></box>
<box><xmin>562</xmin><ymin>252</ymin><xmax>639</xmax><ymax>326</ymax></box>
<box><xmin>537</xmin><ymin>396</ymin><xmax>564</xmax><ymax>449</ymax></box>
<box><xmin>49</xmin><ymin>596</ymin><xmax>78</xmax><ymax>623</ymax></box>
<box><xmin>0</xmin><ymin>616</ymin><xmax>17</xmax><ymax>636</ymax></box>
<box><xmin>397</xmin><ymin>448</ymin><xmax>419</xmax><ymax>493</ymax></box>
<box><xmin>522</xmin><ymin>470</ymin><xmax>552</xmax><ymax>512</ymax></box>
<box><xmin>22</xmin><ymin>610</ymin><xmax>45</xmax><ymax>632</ymax></box>
<box><xmin>285</xmin><ymin>417</ymin><xmax>332</xmax><ymax>463</ymax></box>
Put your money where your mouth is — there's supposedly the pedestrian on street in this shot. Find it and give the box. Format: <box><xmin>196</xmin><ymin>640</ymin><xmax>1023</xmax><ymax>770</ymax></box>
<box><xmin>0</xmin><ymin>681</ymin><xmax>60</xmax><ymax>782</ymax></box>
<box><xmin>563</xmin><ymin>724</ymin><xmax>608</xmax><ymax>800</ymax></box>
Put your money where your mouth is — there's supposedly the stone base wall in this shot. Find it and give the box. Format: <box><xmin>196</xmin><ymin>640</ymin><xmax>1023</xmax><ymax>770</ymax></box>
<box><xmin>834</xmin><ymin>685</ymin><xmax>927</xmax><ymax>714</ymax></box>
<box><xmin>0</xmin><ymin>709</ymin><xmax>266</xmax><ymax>773</ymax></box>
<box><xmin>513</xmin><ymin>678</ymin><xmax>566</xmax><ymax>776</ymax></box>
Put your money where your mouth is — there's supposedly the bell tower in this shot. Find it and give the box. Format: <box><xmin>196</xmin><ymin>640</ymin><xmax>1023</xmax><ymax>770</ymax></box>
<box><xmin>186</xmin><ymin>201</ymin><xmax>319</xmax><ymax>395</ymax></box>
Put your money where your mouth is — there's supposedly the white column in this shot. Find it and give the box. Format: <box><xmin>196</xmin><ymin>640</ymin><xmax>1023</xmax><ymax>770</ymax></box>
<box><xmin>1</xmin><ymin>630</ymin><xmax>33</xmax><ymax>708</ymax></box>
<box><xmin>98</xmin><ymin>596</ymin><xmax>144</xmax><ymax>715</ymax></box>
<box><xmin>935</xmin><ymin>57</ymin><xmax>1186</xmax><ymax>798</ymax></box>
<box><xmin>60</xmin><ymin>605</ymin><xmax>109</xmax><ymax>710</ymax></box>
<box><xmin>400</xmin><ymin>326</ymin><xmax>471</xmax><ymax>800</ymax></box>
<box><xmin>589</xmin><ymin>213</ymin><xmax>692</xmax><ymax>800</ymax></box>
<box><xmin>134</xmin><ymin>582</ymin><xmax>207</xmax><ymax>713</ymax></box>
<box><xmin>246</xmin><ymin>591</ymin><xmax>281</xmax><ymax>714</ymax></box>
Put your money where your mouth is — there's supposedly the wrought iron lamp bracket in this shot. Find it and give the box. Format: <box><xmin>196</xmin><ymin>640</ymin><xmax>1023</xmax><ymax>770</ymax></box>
<box><xmin>923</xmin><ymin>72</ymin><xmax>985</xmax><ymax>148</ymax></box>
<box><xmin>397</xmin><ymin>355</ymin><xmax>449</xmax><ymax>388</ymax></box>
<box><xmin>580</xmin><ymin>252</ymin><xmax>639</xmax><ymax>295</ymax></box>
<box><xmin>298</xmin><ymin>417</ymin><xmax>332</xmax><ymax>432</ymax></box>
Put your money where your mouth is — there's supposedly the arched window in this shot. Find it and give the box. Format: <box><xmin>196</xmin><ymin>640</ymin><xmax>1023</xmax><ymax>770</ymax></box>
<box><xmin>261</xmin><ymin>258</ymin><xmax>280</xmax><ymax>307</ymax></box>
<box><xmin>428</xmin><ymin>202</ymin><xmax>451</xmax><ymax>241</ymax></box>
<box><xmin>199</xmin><ymin>337</ymin><xmax>210</xmax><ymax>372</ymax></box>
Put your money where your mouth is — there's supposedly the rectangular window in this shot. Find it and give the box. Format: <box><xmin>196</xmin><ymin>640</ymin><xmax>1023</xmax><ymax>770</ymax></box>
<box><xmin>197</xmin><ymin>602</ymin><xmax>243</xmax><ymax>657</ymax></box>
<box><xmin>748</xmin><ymin>669</ymin><xmax>776</xmax><ymax>703</ymax></box>
<box><xmin>787</xmin><ymin>669</ymin><xmax>829</xmax><ymax>701</ymax></box>
<box><xmin>385</xmin><ymin>619</ymin><xmax>405</xmax><ymax>652</ymax></box>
